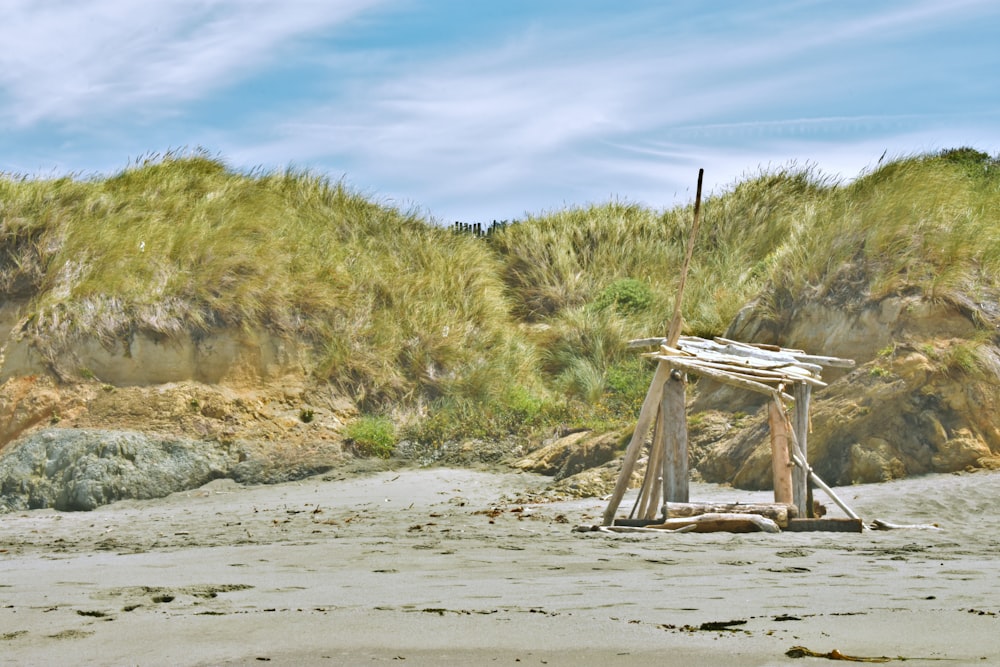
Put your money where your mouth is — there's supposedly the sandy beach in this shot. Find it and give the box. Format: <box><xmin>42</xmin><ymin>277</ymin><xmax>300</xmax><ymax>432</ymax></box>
<box><xmin>2</xmin><ymin>464</ymin><xmax>999</xmax><ymax>666</ymax></box>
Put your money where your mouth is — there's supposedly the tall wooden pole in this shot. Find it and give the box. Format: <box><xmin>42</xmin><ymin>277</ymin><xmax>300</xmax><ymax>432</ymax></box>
<box><xmin>666</xmin><ymin>168</ymin><xmax>705</xmax><ymax>347</ymax></box>
<box><xmin>601</xmin><ymin>169</ymin><xmax>704</xmax><ymax>526</ymax></box>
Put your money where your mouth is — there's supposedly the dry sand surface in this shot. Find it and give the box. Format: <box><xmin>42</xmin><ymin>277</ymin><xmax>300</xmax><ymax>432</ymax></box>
<box><xmin>2</xmin><ymin>463</ymin><xmax>1000</xmax><ymax>666</ymax></box>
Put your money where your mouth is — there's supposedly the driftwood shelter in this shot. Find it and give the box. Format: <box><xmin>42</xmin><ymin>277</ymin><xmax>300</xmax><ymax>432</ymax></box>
<box><xmin>591</xmin><ymin>169</ymin><xmax>861</xmax><ymax>534</ymax></box>
<box><xmin>597</xmin><ymin>334</ymin><xmax>858</xmax><ymax>534</ymax></box>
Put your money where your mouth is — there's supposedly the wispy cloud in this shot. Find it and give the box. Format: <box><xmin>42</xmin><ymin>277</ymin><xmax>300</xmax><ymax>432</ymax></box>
<box><xmin>0</xmin><ymin>0</ymin><xmax>385</xmax><ymax>126</ymax></box>
<box><xmin>2</xmin><ymin>0</ymin><xmax>998</xmax><ymax>220</ymax></box>
<box><xmin>227</xmin><ymin>0</ymin><xmax>997</xmax><ymax>217</ymax></box>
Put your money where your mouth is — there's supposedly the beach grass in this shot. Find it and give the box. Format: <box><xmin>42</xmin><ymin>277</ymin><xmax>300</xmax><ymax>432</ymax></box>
<box><xmin>2</xmin><ymin>147</ymin><xmax>998</xmax><ymax>444</ymax></box>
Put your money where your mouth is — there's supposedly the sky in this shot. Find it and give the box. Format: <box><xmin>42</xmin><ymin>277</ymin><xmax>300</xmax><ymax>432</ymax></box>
<box><xmin>2</xmin><ymin>0</ymin><xmax>999</xmax><ymax>224</ymax></box>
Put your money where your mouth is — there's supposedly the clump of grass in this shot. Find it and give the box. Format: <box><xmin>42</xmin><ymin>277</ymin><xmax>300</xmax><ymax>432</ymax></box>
<box><xmin>536</xmin><ymin>307</ymin><xmax>633</xmax><ymax>404</ymax></box>
<box><xmin>345</xmin><ymin>415</ymin><xmax>396</xmax><ymax>458</ymax></box>
<box><xmin>869</xmin><ymin>365</ymin><xmax>890</xmax><ymax>378</ymax></box>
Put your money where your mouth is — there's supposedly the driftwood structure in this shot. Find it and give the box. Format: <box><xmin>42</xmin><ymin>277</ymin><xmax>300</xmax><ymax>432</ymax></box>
<box><xmin>599</xmin><ymin>335</ymin><xmax>857</xmax><ymax>532</ymax></box>
<box><xmin>596</xmin><ymin>168</ymin><xmax>860</xmax><ymax>533</ymax></box>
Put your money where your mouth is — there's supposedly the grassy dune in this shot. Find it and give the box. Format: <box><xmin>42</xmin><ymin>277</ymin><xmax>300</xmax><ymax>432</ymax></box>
<box><xmin>2</xmin><ymin>148</ymin><xmax>998</xmax><ymax>446</ymax></box>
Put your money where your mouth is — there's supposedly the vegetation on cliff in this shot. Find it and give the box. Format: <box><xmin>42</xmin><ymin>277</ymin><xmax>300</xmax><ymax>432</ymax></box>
<box><xmin>2</xmin><ymin>147</ymin><xmax>999</xmax><ymax>482</ymax></box>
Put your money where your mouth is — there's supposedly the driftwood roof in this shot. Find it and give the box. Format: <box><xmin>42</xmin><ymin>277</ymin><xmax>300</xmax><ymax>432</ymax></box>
<box><xmin>628</xmin><ymin>336</ymin><xmax>855</xmax><ymax>401</ymax></box>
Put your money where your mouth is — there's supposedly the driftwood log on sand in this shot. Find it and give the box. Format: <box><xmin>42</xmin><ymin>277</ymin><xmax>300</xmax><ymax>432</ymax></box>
<box><xmin>665</xmin><ymin>502</ymin><xmax>796</xmax><ymax>528</ymax></box>
<box><xmin>579</xmin><ymin>512</ymin><xmax>781</xmax><ymax>534</ymax></box>
<box><xmin>869</xmin><ymin>518</ymin><xmax>941</xmax><ymax>531</ymax></box>
<box><xmin>644</xmin><ymin>512</ymin><xmax>781</xmax><ymax>533</ymax></box>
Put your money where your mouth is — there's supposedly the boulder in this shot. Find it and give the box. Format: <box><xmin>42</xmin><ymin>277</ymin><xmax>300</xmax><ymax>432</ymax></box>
<box><xmin>0</xmin><ymin>428</ymin><xmax>232</xmax><ymax>512</ymax></box>
<box><xmin>514</xmin><ymin>429</ymin><xmax>627</xmax><ymax>480</ymax></box>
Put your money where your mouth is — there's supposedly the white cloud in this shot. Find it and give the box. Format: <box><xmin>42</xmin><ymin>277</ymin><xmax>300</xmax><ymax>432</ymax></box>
<box><xmin>3</xmin><ymin>0</ymin><xmax>998</xmax><ymax>221</ymax></box>
<box><xmin>0</xmin><ymin>0</ymin><xmax>386</xmax><ymax>126</ymax></box>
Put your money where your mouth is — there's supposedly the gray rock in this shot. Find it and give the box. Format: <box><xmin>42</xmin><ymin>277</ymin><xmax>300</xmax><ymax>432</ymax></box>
<box><xmin>0</xmin><ymin>429</ymin><xmax>232</xmax><ymax>512</ymax></box>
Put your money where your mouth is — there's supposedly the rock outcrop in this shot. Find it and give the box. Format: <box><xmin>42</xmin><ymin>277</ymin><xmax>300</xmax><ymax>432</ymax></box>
<box><xmin>693</xmin><ymin>342</ymin><xmax>1000</xmax><ymax>488</ymax></box>
<box><xmin>0</xmin><ymin>425</ymin><xmax>352</xmax><ymax>513</ymax></box>
<box><xmin>0</xmin><ymin>429</ymin><xmax>232</xmax><ymax>511</ymax></box>
<box><xmin>690</xmin><ymin>292</ymin><xmax>1000</xmax><ymax>488</ymax></box>
<box><xmin>513</xmin><ymin>292</ymin><xmax>1000</xmax><ymax>494</ymax></box>
<box><xmin>0</xmin><ymin>328</ymin><xmax>355</xmax><ymax>512</ymax></box>
<box><xmin>513</xmin><ymin>429</ymin><xmax>626</xmax><ymax>479</ymax></box>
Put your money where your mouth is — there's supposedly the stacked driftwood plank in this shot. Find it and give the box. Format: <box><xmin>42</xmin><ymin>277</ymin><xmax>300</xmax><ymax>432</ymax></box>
<box><xmin>636</xmin><ymin>335</ymin><xmax>844</xmax><ymax>398</ymax></box>
<box><xmin>597</xmin><ymin>334</ymin><xmax>856</xmax><ymax>533</ymax></box>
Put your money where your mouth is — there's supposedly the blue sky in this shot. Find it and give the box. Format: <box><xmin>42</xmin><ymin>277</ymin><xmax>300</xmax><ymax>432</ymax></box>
<box><xmin>2</xmin><ymin>0</ymin><xmax>998</xmax><ymax>223</ymax></box>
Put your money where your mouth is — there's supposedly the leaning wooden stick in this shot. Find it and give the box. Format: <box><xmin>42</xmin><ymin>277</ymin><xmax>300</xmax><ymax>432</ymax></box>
<box><xmin>630</xmin><ymin>407</ymin><xmax>665</xmax><ymax>520</ymax></box>
<box><xmin>601</xmin><ymin>362</ymin><xmax>671</xmax><ymax>525</ymax></box>
<box><xmin>602</xmin><ymin>169</ymin><xmax>704</xmax><ymax>526</ymax></box>
<box><xmin>779</xmin><ymin>396</ymin><xmax>861</xmax><ymax>521</ymax></box>
<box><xmin>666</xmin><ymin>168</ymin><xmax>704</xmax><ymax>348</ymax></box>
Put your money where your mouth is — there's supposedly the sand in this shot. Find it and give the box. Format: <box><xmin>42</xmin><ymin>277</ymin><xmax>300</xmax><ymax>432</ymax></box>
<box><xmin>2</xmin><ymin>464</ymin><xmax>1000</xmax><ymax>666</ymax></box>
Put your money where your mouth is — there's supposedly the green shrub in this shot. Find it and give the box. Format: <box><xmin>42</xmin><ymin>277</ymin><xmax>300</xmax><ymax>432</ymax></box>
<box><xmin>593</xmin><ymin>278</ymin><xmax>653</xmax><ymax>315</ymax></box>
<box><xmin>938</xmin><ymin>146</ymin><xmax>995</xmax><ymax>171</ymax></box>
<box><xmin>403</xmin><ymin>384</ymin><xmax>559</xmax><ymax>446</ymax></box>
<box><xmin>345</xmin><ymin>415</ymin><xmax>397</xmax><ymax>458</ymax></box>
<box><xmin>604</xmin><ymin>357</ymin><xmax>653</xmax><ymax>415</ymax></box>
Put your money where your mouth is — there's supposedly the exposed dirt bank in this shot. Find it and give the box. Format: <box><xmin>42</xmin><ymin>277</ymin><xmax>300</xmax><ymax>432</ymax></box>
<box><xmin>2</xmin><ymin>291</ymin><xmax>999</xmax><ymax>508</ymax></box>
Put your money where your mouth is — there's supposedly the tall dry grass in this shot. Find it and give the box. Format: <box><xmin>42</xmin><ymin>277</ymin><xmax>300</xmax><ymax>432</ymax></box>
<box><xmin>2</xmin><ymin>147</ymin><xmax>996</xmax><ymax>443</ymax></box>
<box><xmin>1</xmin><ymin>152</ymin><xmax>531</xmax><ymax>414</ymax></box>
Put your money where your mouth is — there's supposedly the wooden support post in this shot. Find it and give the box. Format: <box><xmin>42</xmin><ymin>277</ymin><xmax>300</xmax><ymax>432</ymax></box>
<box><xmin>661</xmin><ymin>371</ymin><xmax>689</xmax><ymax>506</ymax></box>
<box><xmin>637</xmin><ymin>408</ymin><xmax>665</xmax><ymax>520</ymax></box>
<box><xmin>792</xmin><ymin>382</ymin><xmax>811</xmax><ymax>518</ymax></box>
<box><xmin>768</xmin><ymin>398</ymin><xmax>794</xmax><ymax>505</ymax></box>
<box><xmin>602</xmin><ymin>362</ymin><xmax>671</xmax><ymax>525</ymax></box>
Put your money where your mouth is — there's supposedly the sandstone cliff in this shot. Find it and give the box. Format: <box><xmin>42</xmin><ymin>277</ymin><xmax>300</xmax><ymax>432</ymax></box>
<box><xmin>0</xmin><ymin>314</ymin><xmax>357</xmax><ymax>511</ymax></box>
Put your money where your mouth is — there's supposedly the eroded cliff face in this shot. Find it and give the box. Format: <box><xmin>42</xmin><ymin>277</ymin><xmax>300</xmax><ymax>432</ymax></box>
<box><xmin>0</xmin><ymin>307</ymin><xmax>357</xmax><ymax>511</ymax></box>
<box><xmin>2</xmin><ymin>289</ymin><xmax>998</xmax><ymax>504</ymax></box>
<box><xmin>515</xmin><ymin>291</ymin><xmax>1000</xmax><ymax>497</ymax></box>
<box><xmin>0</xmin><ymin>300</ymin><xmax>313</xmax><ymax>387</ymax></box>
<box><xmin>690</xmin><ymin>292</ymin><xmax>1000</xmax><ymax>488</ymax></box>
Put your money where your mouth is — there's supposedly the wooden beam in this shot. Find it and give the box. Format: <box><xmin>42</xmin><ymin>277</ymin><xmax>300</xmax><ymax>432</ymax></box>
<box><xmin>661</xmin><ymin>372</ymin><xmax>689</xmax><ymax>505</ymax></box>
<box><xmin>649</xmin><ymin>354</ymin><xmax>794</xmax><ymax>400</ymax></box>
<box><xmin>785</xmin><ymin>518</ymin><xmax>863</xmax><ymax>533</ymax></box>
<box><xmin>660</xmin><ymin>357</ymin><xmax>827</xmax><ymax>387</ymax></box>
<box><xmin>768</xmin><ymin>398</ymin><xmax>794</xmax><ymax>505</ymax></box>
<box><xmin>714</xmin><ymin>336</ymin><xmax>855</xmax><ymax>368</ymax></box>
